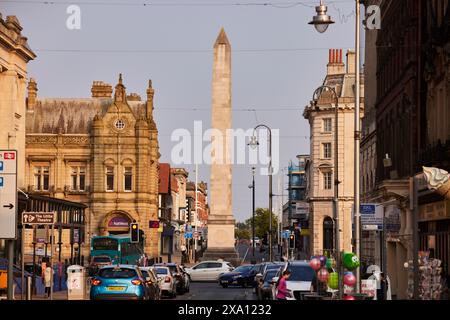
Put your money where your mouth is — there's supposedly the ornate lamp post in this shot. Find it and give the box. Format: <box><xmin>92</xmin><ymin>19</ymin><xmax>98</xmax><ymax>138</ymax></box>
<box><xmin>249</xmin><ymin>125</ymin><xmax>273</xmax><ymax>262</ymax></box>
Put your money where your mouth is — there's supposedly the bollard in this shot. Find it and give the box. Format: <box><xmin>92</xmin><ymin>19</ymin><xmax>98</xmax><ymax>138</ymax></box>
<box><xmin>26</xmin><ymin>276</ymin><xmax>32</xmax><ymax>300</ymax></box>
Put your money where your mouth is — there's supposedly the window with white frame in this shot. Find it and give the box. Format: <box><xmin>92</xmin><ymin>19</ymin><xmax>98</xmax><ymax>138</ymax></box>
<box><xmin>124</xmin><ymin>167</ymin><xmax>133</xmax><ymax>191</ymax></box>
<box><xmin>34</xmin><ymin>166</ymin><xmax>50</xmax><ymax>191</ymax></box>
<box><xmin>323</xmin><ymin>143</ymin><xmax>332</xmax><ymax>159</ymax></box>
<box><xmin>323</xmin><ymin>171</ymin><xmax>332</xmax><ymax>190</ymax></box>
<box><xmin>70</xmin><ymin>166</ymin><xmax>86</xmax><ymax>191</ymax></box>
<box><xmin>323</xmin><ymin>118</ymin><xmax>332</xmax><ymax>132</ymax></box>
<box><xmin>106</xmin><ymin>166</ymin><xmax>115</xmax><ymax>191</ymax></box>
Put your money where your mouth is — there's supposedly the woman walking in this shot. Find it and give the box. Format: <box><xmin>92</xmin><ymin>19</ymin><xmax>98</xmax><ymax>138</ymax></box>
<box><xmin>276</xmin><ymin>270</ymin><xmax>292</xmax><ymax>300</ymax></box>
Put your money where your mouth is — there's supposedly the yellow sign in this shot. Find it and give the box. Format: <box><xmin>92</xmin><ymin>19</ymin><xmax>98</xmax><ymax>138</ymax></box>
<box><xmin>157</xmin><ymin>226</ymin><xmax>163</xmax><ymax>233</ymax></box>
<box><xmin>300</xmin><ymin>229</ymin><xmax>310</xmax><ymax>236</ymax></box>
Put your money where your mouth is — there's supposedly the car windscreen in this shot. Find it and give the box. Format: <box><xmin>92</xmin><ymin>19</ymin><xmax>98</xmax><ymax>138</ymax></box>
<box><xmin>287</xmin><ymin>265</ymin><xmax>315</xmax><ymax>282</ymax></box>
<box><xmin>155</xmin><ymin>268</ymin><xmax>168</xmax><ymax>275</ymax></box>
<box><xmin>98</xmin><ymin>268</ymin><xmax>137</xmax><ymax>279</ymax></box>
<box><xmin>167</xmin><ymin>266</ymin><xmax>178</xmax><ymax>274</ymax></box>
<box><xmin>266</xmin><ymin>264</ymin><xmax>283</xmax><ymax>271</ymax></box>
<box><xmin>93</xmin><ymin>256</ymin><xmax>111</xmax><ymax>263</ymax></box>
<box><xmin>234</xmin><ymin>265</ymin><xmax>253</xmax><ymax>273</ymax></box>
<box><xmin>141</xmin><ymin>270</ymin><xmax>149</xmax><ymax>278</ymax></box>
<box><xmin>263</xmin><ymin>270</ymin><xmax>278</xmax><ymax>281</ymax></box>
<box><xmin>92</xmin><ymin>238</ymin><xmax>118</xmax><ymax>251</ymax></box>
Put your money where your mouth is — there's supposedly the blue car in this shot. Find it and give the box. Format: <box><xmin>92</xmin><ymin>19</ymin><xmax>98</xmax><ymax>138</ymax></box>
<box><xmin>90</xmin><ymin>265</ymin><xmax>148</xmax><ymax>300</ymax></box>
<box><xmin>218</xmin><ymin>265</ymin><xmax>257</xmax><ymax>288</ymax></box>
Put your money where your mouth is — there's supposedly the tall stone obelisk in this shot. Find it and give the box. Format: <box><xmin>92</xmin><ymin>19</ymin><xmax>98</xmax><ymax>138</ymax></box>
<box><xmin>202</xmin><ymin>28</ymin><xmax>240</xmax><ymax>265</ymax></box>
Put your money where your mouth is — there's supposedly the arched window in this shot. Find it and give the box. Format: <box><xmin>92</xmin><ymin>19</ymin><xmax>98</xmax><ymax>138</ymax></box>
<box><xmin>323</xmin><ymin>216</ymin><xmax>334</xmax><ymax>251</ymax></box>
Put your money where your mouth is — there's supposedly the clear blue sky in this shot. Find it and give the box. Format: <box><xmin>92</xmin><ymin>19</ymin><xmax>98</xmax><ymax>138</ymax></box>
<box><xmin>3</xmin><ymin>0</ymin><xmax>358</xmax><ymax>222</ymax></box>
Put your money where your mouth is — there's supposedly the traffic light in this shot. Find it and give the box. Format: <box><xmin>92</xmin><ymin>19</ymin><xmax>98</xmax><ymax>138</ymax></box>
<box><xmin>289</xmin><ymin>233</ymin><xmax>295</xmax><ymax>249</ymax></box>
<box><xmin>130</xmin><ymin>222</ymin><xmax>139</xmax><ymax>243</ymax></box>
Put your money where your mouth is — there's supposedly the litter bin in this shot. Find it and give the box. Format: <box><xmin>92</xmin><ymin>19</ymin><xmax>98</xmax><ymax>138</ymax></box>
<box><xmin>67</xmin><ymin>265</ymin><xmax>87</xmax><ymax>300</ymax></box>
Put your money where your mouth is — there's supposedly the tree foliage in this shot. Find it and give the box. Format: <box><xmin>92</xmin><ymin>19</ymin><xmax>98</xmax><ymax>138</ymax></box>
<box><xmin>244</xmin><ymin>208</ymin><xmax>278</xmax><ymax>239</ymax></box>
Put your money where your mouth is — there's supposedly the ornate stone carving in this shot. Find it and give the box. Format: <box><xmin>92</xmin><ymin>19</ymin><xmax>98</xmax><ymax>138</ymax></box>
<box><xmin>26</xmin><ymin>135</ymin><xmax>57</xmax><ymax>144</ymax></box>
<box><xmin>63</xmin><ymin>135</ymin><xmax>89</xmax><ymax>145</ymax></box>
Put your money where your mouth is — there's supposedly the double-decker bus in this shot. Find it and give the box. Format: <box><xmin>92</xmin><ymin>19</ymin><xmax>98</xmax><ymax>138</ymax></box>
<box><xmin>90</xmin><ymin>235</ymin><xmax>143</xmax><ymax>265</ymax></box>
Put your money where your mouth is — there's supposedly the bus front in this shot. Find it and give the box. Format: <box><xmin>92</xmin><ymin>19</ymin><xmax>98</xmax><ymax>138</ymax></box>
<box><xmin>90</xmin><ymin>236</ymin><xmax>121</xmax><ymax>265</ymax></box>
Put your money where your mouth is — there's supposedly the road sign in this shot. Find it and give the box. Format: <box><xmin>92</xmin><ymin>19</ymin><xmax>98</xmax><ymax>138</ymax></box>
<box><xmin>22</xmin><ymin>212</ymin><xmax>56</xmax><ymax>225</ymax></box>
<box><xmin>0</xmin><ymin>150</ymin><xmax>17</xmax><ymax>239</ymax></box>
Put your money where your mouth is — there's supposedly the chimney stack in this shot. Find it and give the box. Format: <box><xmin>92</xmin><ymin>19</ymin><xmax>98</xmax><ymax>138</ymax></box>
<box><xmin>346</xmin><ymin>49</ymin><xmax>356</xmax><ymax>74</ymax></box>
<box><xmin>327</xmin><ymin>49</ymin><xmax>345</xmax><ymax>75</ymax></box>
<box><xmin>91</xmin><ymin>81</ymin><xmax>112</xmax><ymax>98</ymax></box>
<box><xmin>27</xmin><ymin>78</ymin><xmax>38</xmax><ymax>112</ymax></box>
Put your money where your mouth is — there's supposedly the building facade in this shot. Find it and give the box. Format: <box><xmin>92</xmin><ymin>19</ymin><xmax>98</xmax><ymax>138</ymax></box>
<box><xmin>360</xmin><ymin>0</ymin><xmax>382</xmax><ymax>268</ymax></box>
<box><xmin>282</xmin><ymin>155</ymin><xmax>310</xmax><ymax>256</ymax></box>
<box><xmin>0</xmin><ymin>14</ymin><xmax>35</xmax><ymax>189</ymax></box>
<box><xmin>304</xmin><ymin>49</ymin><xmax>364</xmax><ymax>256</ymax></box>
<box><xmin>365</xmin><ymin>0</ymin><xmax>449</xmax><ymax>299</ymax></box>
<box><xmin>0</xmin><ymin>13</ymin><xmax>35</xmax><ymax>255</ymax></box>
<box><xmin>24</xmin><ymin>75</ymin><xmax>160</xmax><ymax>260</ymax></box>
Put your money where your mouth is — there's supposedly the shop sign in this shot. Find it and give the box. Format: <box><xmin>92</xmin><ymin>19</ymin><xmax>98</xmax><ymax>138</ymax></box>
<box><xmin>108</xmin><ymin>216</ymin><xmax>130</xmax><ymax>228</ymax></box>
<box><xmin>361</xmin><ymin>279</ymin><xmax>377</xmax><ymax>298</ymax></box>
<box><xmin>419</xmin><ymin>200</ymin><xmax>450</xmax><ymax>222</ymax></box>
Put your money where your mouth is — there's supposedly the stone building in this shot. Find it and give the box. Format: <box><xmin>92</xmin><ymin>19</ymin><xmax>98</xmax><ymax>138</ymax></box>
<box><xmin>24</xmin><ymin>75</ymin><xmax>160</xmax><ymax>260</ymax></box>
<box><xmin>303</xmin><ymin>49</ymin><xmax>364</xmax><ymax>256</ymax></box>
<box><xmin>360</xmin><ymin>0</ymin><xmax>382</xmax><ymax>267</ymax></box>
<box><xmin>0</xmin><ymin>14</ymin><xmax>35</xmax><ymax>188</ymax></box>
<box><xmin>363</xmin><ymin>0</ymin><xmax>449</xmax><ymax>299</ymax></box>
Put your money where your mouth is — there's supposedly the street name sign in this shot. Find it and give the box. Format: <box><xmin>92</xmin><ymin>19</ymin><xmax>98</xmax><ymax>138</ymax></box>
<box><xmin>22</xmin><ymin>212</ymin><xmax>56</xmax><ymax>225</ymax></box>
<box><xmin>0</xmin><ymin>150</ymin><xmax>17</xmax><ymax>239</ymax></box>
<box><xmin>360</xmin><ymin>203</ymin><xmax>383</xmax><ymax>230</ymax></box>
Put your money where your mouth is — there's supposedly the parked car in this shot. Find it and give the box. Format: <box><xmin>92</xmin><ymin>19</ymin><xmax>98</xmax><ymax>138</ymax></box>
<box><xmin>184</xmin><ymin>260</ymin><xmax>234</xmax><ymax>281</ymax></box>
<box><xmin>256</xmin><ymin>268</ymin><xmax>280</xmax><ymax>300</ymax></box>
<box><xmin>88</xmin><ymin>255</ymin><xmax>112</xmax><ymax>276</ymax></box>
<box><xmin>154</xmin><ymin>263</ymin><xmax>188</xmax><ymax>294</ymax></box>
<box><xmin>218</xmin><ymin>264</ymin><xmax>257</xmax><ymax>288</ymax></box>
<box><xmin>153</xmin><ymin>266</ymin><xmax>178</xmax><ymax>298</ymax></box>
<box><xmin>139</xmin><ymin>267</ymin><xmax>161</xmax><ymax>300</ymax></box>
<box><xmin>254</xmin><ymin>262</ymin><xmax>284</xmax><ymax>292</ymax></box>
<box><xmin>272</xmin><ymin>261</ymin><xmax>315</xmax><ymax>300</ymax></box>
<box><xmin>89</xmin><ymin>265</ymin><xmax>149</xmax><ymax>300</ymax></box>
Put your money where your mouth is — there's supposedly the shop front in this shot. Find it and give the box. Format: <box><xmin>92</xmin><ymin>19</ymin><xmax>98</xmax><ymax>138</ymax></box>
<box><xmin>418</xmin><ymin>199</ymin><xmax>450</xmax><ymax>276</ymax></box>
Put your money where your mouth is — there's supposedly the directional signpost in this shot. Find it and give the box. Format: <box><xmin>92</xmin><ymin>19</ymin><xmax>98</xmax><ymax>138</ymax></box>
<box><xmin>22</xmin><ymin>212</ymin><xmax>56</xmax><ymax>225</ymax></box>
<box><xmin>0</xmin><ymin>150</ymin><xmax>17</xmax><ymax>300</ymax></box>
<box><xmin>22</xmin><ymin>211</ymin><xmax>56</xmax><ymax>300</ymax></box>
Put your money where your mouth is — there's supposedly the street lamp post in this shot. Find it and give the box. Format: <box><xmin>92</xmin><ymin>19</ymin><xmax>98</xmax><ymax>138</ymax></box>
<box><xmin>309</xmin><ymin>0</ymin><xmax>362</xmax><ymax>294</ymax></box>
<box><xmin>249</xmin><ymin>167</ymin><xmax>256</xmax><ymax>264</ymax></box>
<box><xmin>249</xmin><ymin>125</ymin><xmax>273</xmax><ymax>262</ymax></box>
<box><xmin>312</xmin><ymin>85</ymin><xmax>342</xmax><ymax>299</ymax></box>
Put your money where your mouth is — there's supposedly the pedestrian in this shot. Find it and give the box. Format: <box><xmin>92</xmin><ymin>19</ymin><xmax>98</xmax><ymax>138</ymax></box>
<box><xmin>377</xmin><ymin>272</ymin><xmax>388</xmax><ymax>300</ymax></box>
<box><xmin>44</xmin><ymin>264</ymin><xmax>53</xmax><ymax>298</ymax></box>
<box><xmin>181</xmin><ymin>244</ymin><xmax>187</xmax><ymax>264</ymax></box>
<box><xmin>275</xmin><ymin>270</ymin><xmax>292</xmax><ymax>300</ymax></box>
